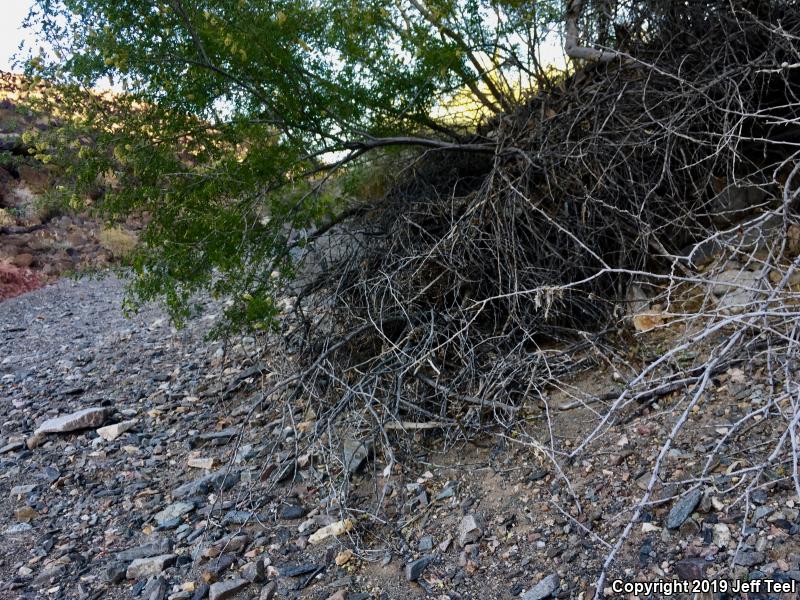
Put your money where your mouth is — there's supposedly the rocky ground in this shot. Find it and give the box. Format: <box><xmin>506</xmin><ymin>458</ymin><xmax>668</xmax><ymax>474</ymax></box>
<box><xmin>3</xmin><ymin>271</ymin><xmax>800</xmax><ymax>600</ymax></box>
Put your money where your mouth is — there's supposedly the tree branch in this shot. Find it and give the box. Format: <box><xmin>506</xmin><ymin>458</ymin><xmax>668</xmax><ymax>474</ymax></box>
<box><xmin>564</xmin><ymin>0</ymin><xmax>622</xmax><ymax>63</ymax></box>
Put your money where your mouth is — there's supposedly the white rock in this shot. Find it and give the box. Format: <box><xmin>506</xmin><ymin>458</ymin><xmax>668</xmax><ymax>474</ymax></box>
<box><xmin>308</xmin><ymin>519</ymin><xmax>353</xmax><ymax>545</ymax></box>
<box><xmin>187</xmin><ymin>456</ymin><xmax>218</xmax><ymax>469</ymax></box>
<box><xmin>34</xmin><ymin>407</ymin><xmax>109</xmax><ymax>435</ymax></box>
<box><xmin>712</xmin><ymin>523</ymin><xmax>731</xmax><ymax>548</ymax></box>
<box><xmin>96</xmin><ymin>419</ymin><xmax>137</xmax><ymax>441</ymax></box>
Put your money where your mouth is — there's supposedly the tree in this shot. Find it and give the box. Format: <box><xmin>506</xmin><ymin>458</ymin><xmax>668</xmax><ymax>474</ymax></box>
<box><xmin>20</xmin><ymin>0</ymin><xmax>564</xmax><ymax>328</ymax></box>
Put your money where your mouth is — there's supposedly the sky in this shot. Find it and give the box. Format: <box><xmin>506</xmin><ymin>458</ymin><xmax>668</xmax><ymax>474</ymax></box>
<box><xmin>1</xmin><ymin>0</ymin><xmax>35</xmax><ymax>72</ymax></box>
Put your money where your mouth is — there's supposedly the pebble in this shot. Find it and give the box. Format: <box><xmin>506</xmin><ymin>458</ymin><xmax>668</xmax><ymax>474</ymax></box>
<box><xmin>280</xmin><ymin>504</ymin><xmax>307</xmax><ymax>519</ymax></box>
<box><xmin>142</xmin><ymin>576</ymin><xmax>167</xmax><ymax>600</ymax></box>
<box><xmin>712</xmin><ymin>523</ymin><xmax>731</xmax><ymax>548</ymax></box>
<box><xmin>0</xmin><ymin>441</ymin><xmax>23</xmax><ymax>454</ymax></box>
<box><xmin>191</xmin><ymin>583</ymin><xmax>210</xmax><ymax>600</ymax></box>
<box><xmin>522</xmin><ymin>573</ymin><xmax>559</xmax><ymax>600</ymax></box>
<box><xmin>187</xmin><ymin>456</ymin><xmax>219</xmax><ymax>469</ymax></box>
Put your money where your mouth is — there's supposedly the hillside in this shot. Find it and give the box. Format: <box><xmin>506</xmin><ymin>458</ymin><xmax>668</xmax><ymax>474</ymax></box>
<box><xmin>0</xmin><ymin>72</ymin><xmax>137</xmax><ymax>300</ymax></box>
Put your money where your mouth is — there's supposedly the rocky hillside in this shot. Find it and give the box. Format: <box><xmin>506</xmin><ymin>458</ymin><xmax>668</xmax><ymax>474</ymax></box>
<box><xmin>0</xmin><ymin>72</ymin><xmax>138</xmax><ymax>300</ymax></box>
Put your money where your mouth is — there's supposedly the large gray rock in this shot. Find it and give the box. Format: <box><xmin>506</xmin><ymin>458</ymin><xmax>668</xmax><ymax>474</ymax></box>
<box><xmin>523</xmin><ymin>574</ymin><xmax>560</xmax><ymax>600</ymax></box>
<box><xmin>34</xmin><ymin>407</ymin><xmax>109</xmax><ymax>435</ymax></box>
<box><xmin>209</xmin><ymin>579</ymin><xmax>249</xmax><ymax>600</ymax></box>
<box><xmin>711</xmin><ymin>268</ymin><xmax>761</xmax><ymax>296</ymax></box>
<box><xmin>126</xmin><ymin>554</ymin><xmax>176</xmax><ymax>579</ymax></box>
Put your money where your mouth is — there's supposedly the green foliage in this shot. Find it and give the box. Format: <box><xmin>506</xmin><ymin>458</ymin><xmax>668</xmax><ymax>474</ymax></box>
<box><xmin>20</xmin><ymin>0</ymin><xmax>563</xmax><ymax>332</ymax></box>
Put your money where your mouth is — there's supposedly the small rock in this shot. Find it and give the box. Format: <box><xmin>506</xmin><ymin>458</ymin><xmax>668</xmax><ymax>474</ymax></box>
<box><xmin>457</xmin><ymin>514</ymin><xmax>482</xmax><ymax>547</ymax></box>
<box><xmin>326</xmin><ymin>591</ymin><xmax>347</xmax><ymax>600</ymax></box>
<box><xmin>242</xmin><ymin>558</ymin><xmax>265</xmax><ymax>583</ymax></box>
<box><xmin>280</xmin><ymin>563</ymin><xmax>320</xmax><ymax>577</ymax></box>
<box><xmin>9</xmin><ymin>484</ymin><xmax>36</xmax><ymax>500</ymax></box>
<box><xmin>97</xmin><ymin>419</ymin><xmax>137</xmax><ymax>441</ymax></box>
<box><xmin>222</xmin><ymin>510</ymin><xmax>253</xmax><ymax>525</ymax></box>
<box><xmin>418</xmin><ymin>535</ymin><xmax>434</xmax><ymax>552</ymax></box>
<box><xmin>280</xmin><ymin>504</ymin><xmax>307</xmax><ymax>520</ymax></box>
<box><xmin>734</xmin><ymin>550</ymin><xmax>765</xmax><ymax>567</ymax></box>
<box><xmin>712</xmin><ymin>523</ymin><xmax>731</xmax><ymax>548</ymax></box>
<box><xmin>751</xmin><ymin>489</ymin><xmax>768</xmax><ymax>505</ymax></box>
<box><xmin>142</xmin><ymin>576</ymin><xmax>167</xmax><ymax>600</ymax></box>
<box><xmin>754</xmin><ymin>506</ymin><xmax>774</xmax><ymax>521</ymax></box>
<box><xmin>308</xmin><ymin>519</ymin><xmax>354</xmax><ymax>545</ymax></box>
<box><xmin>342</xmin><ymin>438</ymin><xmax>371</xmax><ymax>473</ymax></box>
<box><xmin>202</xmin><ymin>554</ymin><xmax>237</xmax><ymax>583</ymax></box>
<box><xmin>34</xmin><ymin>407</ymin><xmax>109</xmax><ymax>435</ymax></box>
<box><xmin>209</xmin><ymin>579</ymin><xmax>248</xmax><ymax>600</ymax></box>
<box><xmin>260</xmin><ymin>582</ymin><xmax>277</xmax><ymax>600</ymax></box>
<box><xmin>191</xmin><ymin>583</ymin><xmax>210</xmax><ymax>600</ymax></box>
<box><xmin>172</xmin><ymin>469</ymin><xmax>239</xmax><ymax>499</ymax></box>
<box><xmin>405</xmin><ymin>556</ymin><xmax>433</xmax><ymax>581</ymax></box>
<box><xmin>674</xmin><ymin>558</ymin><xmax>707</xmax><ymax>580</ymax></box>
<box><xmin>188</xmin><ymin>456</ymin><xmax>219</xmax><ymax>470</ymax></box>
<box><xmin>104</xmin><ymin>563</ymin><xmax>127</xmax><ymax>584</ymax></box>
<box><xmin>666</xmin><ymin>488</ymin><xmax>702</xmax><ymax>529</ymax></box>
<box><xmin>116</xmin><ymin>538</ymin><xmax>172</xmax><ymax>561</ymax></box>
<box><xmin>154</xmin><ymin>501</ymin><xmax>195</xmax><ymax>526</ymax></box>
<box><xmin>335</xmin><ymin>549</ymin><xmax>353</xmax><ymax>566</ymax></box>
<box><xmin>126</xmin><ymin>554</ymin><xmax>177</xmax><ymax>579</ymax></box>
<box><xmin>522</xmin><ymin>574</ymin><xmax>559</xmax><ymax>600</ymax></box>
<box><xmin>3</xmin><ymin>523</ymin><xmax>32</xmax><ymax>535</ymax></box>
<box><xmin>0</xmin><ymin>441</ymin><xmax>23</xmax><ymax>454</ymax></box>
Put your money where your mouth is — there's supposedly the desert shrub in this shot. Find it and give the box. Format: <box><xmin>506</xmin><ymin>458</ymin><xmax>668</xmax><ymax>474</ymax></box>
<box><xmin>0</xmin><ymin>208</ymin><xmax>15</xmax><ymax>227</ymax></box>
<box><xmin>98</xmin><ymin>226</ymin><xmax>137</xmax><ymax>258</ymax></box>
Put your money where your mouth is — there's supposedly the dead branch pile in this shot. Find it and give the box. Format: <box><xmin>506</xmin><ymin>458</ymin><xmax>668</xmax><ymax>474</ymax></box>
<box><xmin>280</xmin><ymin>0</ymin><xmax>800</xmax><ymax>431</ymax></box>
